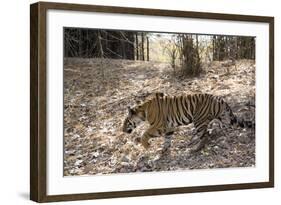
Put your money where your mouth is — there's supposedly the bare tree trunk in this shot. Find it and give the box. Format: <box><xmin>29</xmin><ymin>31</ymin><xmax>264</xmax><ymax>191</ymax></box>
<box><xmin>78</xmin><ymin>29</ymin><xmax>82</xmax><ymax>57</ymax></box>
<box><xmin>97</xmin><ymin>31</ymin><xmax>104</xmax><ymax>58</ymax></box>
<box><xmin>225</xmin><ymin>36</ymin><xmax>229</xmax><ymax>58</ymax></box>
<box><xmin>97</xmin><ymin>30</ymin><xmax>105</xmax><ymax>80</ymax></box>
<box><xmin>252</xmin><ymin>38</ymin><xmax>255</xmax><ymax>59</ymax></box>
<box><xmin>64</xmin><ymin>30</ymin><xmax>69</xmax><ymax>58</ymax></box>
<box><xmin>104</xmin><ymin>31</ymin><xmax>108</xmax><ymax>58</ymax></box>
<box><xmin>212</xmin><ymin>36</ymin><xmax>215</xmax><ymax>61</ymax></box>
<box><xmin>146</xmin><ymin>36</ymin><xmax>149</xmax><ymax>61</ymax></box>
<box><xmin>136</xmin><ymin>34</ymin><xmax>139</xmax><ymax>60</ymax></box>
<box><xmin>195</xmin><ymin>35</ymin><xmax>200</xmax><ymax>74</ymax></box>
<box><xmin>86</xmin><ymin>29</ymin><xmax>89</xmax><ymax>57</ymax></box>
<box><xmin>141</xmin><ymin>33</ymin><xmax>145</xmax><ymax>61</ymax></box>
<box><xmin>121</xmin><ymin>41</ymin><xmax>126</xmax><ymax>59</ymax></box>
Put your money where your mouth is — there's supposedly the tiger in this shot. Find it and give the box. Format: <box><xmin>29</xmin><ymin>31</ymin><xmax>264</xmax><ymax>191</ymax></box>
<box><xmin>122</xmin><ymin>93</ymin><xmax>254</xmax><ymax>152</ymax></box>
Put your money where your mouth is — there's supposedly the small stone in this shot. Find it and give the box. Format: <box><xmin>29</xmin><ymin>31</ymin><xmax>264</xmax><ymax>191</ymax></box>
<box><xmin>238</xmin><ymin>134</ymin><xmax>251</xmax><ymax>144</ymax></box>
<box><xmin>121</xmin><ymin>156</ymin><xmax>130</xmax><ymax>163</ymax></box>
<box><xmin>91</xmin><ymin>152</ymin><xmax>99</xmax><ymax>158</ymax></box>
<box><xmin>120</xmin><ymin>162</ymin><xmax>130</xmax><ymax>166</ymax></box>
<box><xmin>72</xmin><ymin>134</ymin><xmax>80</xmax><ymax>139</ymax></box>
<box><xmin>65</xmin><ymin>150</ymin><xmax>75</xmax><ymax>155</ymax></box>
<box><xmin>74</xmin><ymin>160</ymin><xmax>83</xmax><ymax>166</ymax></box>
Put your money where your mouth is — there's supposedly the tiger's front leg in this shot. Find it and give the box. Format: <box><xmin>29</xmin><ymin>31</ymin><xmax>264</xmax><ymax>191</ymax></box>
<box><xmin>140</xmin><ymin>127</ymin><xmax>162</xmax><ymax>149</ymax></box>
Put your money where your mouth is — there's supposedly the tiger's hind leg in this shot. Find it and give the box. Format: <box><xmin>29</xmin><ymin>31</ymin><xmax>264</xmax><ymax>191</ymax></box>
<box><xmin>161</xmin><ymin>130</ymin><xmax>174</xmax><ymax>154</ymax></box>
<box><xmin>189</xmin><ymin>120</ymin><xmax>211</xmax><ymax>153</ymax></box>
<box><xmin>190</xmin><ymin>133</ymin><xmax>209</xmax><ymax>153</ymax></box>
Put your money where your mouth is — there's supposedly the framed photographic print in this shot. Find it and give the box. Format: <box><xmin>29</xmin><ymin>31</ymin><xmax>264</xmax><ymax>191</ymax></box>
<box><xmin>30</xmin><ymin>1</ymin><xmax>274</xmax><ymax>202</ymax></box>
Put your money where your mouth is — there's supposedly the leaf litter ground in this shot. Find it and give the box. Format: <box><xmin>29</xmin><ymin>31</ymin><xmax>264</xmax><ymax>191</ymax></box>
<box><xmin>63</xmin><ymin>58</ymin><xmax>255</xmax><ymax>176</ymax></box>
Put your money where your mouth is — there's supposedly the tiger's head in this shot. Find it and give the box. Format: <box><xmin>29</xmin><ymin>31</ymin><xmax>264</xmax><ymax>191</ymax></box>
<box><xmin>122</xmin><ymin>106</ymin><xmax>146</xmax><ymax>134</ymax></box>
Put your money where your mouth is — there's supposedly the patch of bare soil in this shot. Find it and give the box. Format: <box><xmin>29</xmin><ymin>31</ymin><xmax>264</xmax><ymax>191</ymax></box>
<box><xmin>63</xmin><ymin>58</ymin><xmax>255</xmax><ymax>176</ymax></box>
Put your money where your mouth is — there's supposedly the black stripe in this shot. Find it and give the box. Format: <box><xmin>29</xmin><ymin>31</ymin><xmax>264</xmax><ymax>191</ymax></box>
<box><xmin>185</xmin><ymin>96</ymin><xmax>193</xmax><ymax>120</ymax></box>
<box><xmin>175</xmin><ymin>97</ymin><xmax>184</xmax><ymax>124</ymax></box>
<box><xmin>180</xmin><ymin>96</ymin><xmax>191</xmax><ymax>123</ymax></box>
<box><xmin>190</xmin><ymin>95</ymin><xmax>195</xmax><ymax>115</ymax></box>
<box><xmin>196</xmin><ymin>95</ymin><xmax>211</xmax><ymax>120</ymax></box>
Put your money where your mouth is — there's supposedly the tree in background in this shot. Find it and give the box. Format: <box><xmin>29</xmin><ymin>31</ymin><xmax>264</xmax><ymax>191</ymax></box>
<box><xmin>181</xmin><ymin>34</ymin><xmax>201</xmax><ymax>76</ymax></box>
<box><xmin>134</xmin><ymin>32</ymin><xmax>150</xmax><ymax>61</ymax></box>
<box><xmin>165</xmin><ymin>34</ymin><xmax>255</xmax><ymax>77</ymax></box>
<box><xmin>64</xmin><ymin>28</ymin><xmax>135</xmax><ymax>60</ymax></box>
<box><xmin>213</xmin><ymin>36</ymin><xmax>255</xmax><ymax>61</ymax></box>
<box><xmin>163</xmin><ymin>35</ymin><xmax>179</xmax><ymax>75</ymax></box>
<box><xmin>64</xmin><ymin>28</ymin><xmax>255</xmax><ymax>78</ymax></box>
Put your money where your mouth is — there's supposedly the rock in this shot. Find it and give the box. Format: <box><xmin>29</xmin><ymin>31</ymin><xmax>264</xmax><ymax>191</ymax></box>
<box><xmin>83</xmin><ymin>164</ymin><xmax>95</xmax><ymax>173</ymax></box>
<box><xmin>120</xmin><ymin>162</ymin><xmax>130</xmax><ymax>166</ymax></box>
<box><xmin>65</xmin><ymin>150</ymin><xmax>76</xmax><ymax>155</ymax></box>
<box><xmin>121</xmin><ymin>156</ymin><xmax>130</xmax><ymax>163</ymax></box>
<box><xmin>91</xmin><ymin>152</ymin><xmax>99</xmax><ymax>158</ymax></box>
<box><xmin>238</xmin><ymin>133</ymin><xmax>251</xmax><ymax>144</ymax></box>
<box><xmin>74</xmin><ymin>160</ymin><xmax>83</xmax><ymax>166</ymax></box>
<box><xmin>72</xmin><ymin>134</ymin><xmax>80</xmax><ymax>139</ymax></box>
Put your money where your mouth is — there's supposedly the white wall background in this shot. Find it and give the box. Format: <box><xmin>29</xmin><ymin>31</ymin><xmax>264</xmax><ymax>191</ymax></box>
<box><xmin>0</xmin><ymin>0</ymin><xmax>279</xmax><ymax>204</ymax></box>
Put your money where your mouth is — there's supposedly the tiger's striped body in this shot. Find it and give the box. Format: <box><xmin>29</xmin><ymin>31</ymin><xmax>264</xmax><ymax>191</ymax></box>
<box><xmin>123</xmin><ymin>93</ymin><xmax>252</xmax><ymax>152</ymax></box>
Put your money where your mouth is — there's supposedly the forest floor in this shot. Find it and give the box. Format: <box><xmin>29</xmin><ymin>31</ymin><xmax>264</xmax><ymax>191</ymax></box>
<box><xmin>63</xmin><ymin>58</ymin><xmax>255</xmax><ymax>176</ymax></box>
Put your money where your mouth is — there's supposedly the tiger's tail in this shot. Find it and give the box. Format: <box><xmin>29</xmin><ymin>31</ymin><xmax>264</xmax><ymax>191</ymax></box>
<box><xmin>224</xmin><ymin>102</ymin><xmax>255</xmax><ymax>128</ymax></box>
